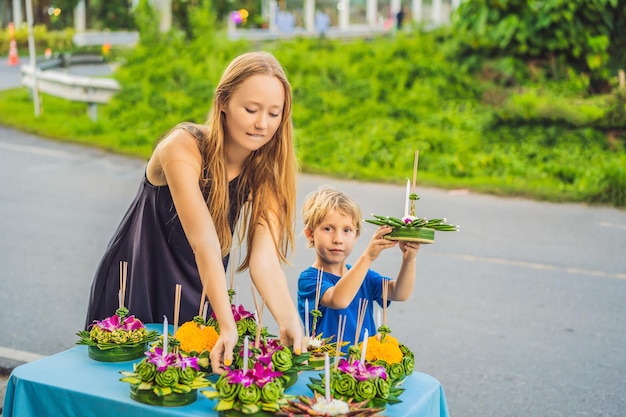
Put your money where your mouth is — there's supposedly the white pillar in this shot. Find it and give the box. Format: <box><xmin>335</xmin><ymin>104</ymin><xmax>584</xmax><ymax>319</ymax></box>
<box><xmin>12</xmin><ymin>0</ymin><xmax>23</xmax><ymax>26</ymax></box>
<box><xmin>366</xmin><ymin>0</ymin><xmax>377</xmax><ymax>26</ymax></box>
<box><xmin>152</xmin><ymin>0</ymin><xmax>172</xmax><ymax>32</ymax></box>
<box><xmin>390</xmin><ymin>0</ymin><xmax>401</xmax><ymax>17</ymax></box>
<box><xmin>411</xmin><ymin>0</ymin><xmax>422</xmax><ymax>23</ymax></box>
<box><xmin>432</xmin><ymin>0</ymin><xmax>442</xmax><ymax>25</ymax></box>
<box><xmin>338</xmin><ymin>0</ymin><xmax>349</xmax><ymax>30</ymax></box>
<box><xmin>269</xmin><ymin>0</ymin><xmax>278</xmax><ymax>32</ymax></box>
<box><xmin>304</xmin><ymin>0</ymin><xmax>315</xmax><ymax>32</ymax></box>
<box><xmin>74</xmin><ymin>0</ymin><xmax>86</xmax><ymax>32</ymax></box>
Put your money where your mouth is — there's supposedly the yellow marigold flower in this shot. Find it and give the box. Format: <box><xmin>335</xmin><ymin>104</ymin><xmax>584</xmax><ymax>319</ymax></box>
<box><xmin>175</xmin><ymin>321</ymin><xmax>219</xmax><ymax>354</ymax></box>
<box><xmin>363</xmin><ymin>334</ymin><xmax>403</xmax><ymax>364</ymax></box>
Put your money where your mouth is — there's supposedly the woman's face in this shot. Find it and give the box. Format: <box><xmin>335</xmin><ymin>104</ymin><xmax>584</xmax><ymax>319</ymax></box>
<box><xmin>223</xmin><ymin>74</ymin><xmax>285</xmax><ymax>156</ymax></box>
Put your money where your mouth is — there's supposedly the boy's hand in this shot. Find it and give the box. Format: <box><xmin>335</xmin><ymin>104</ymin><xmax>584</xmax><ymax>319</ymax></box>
<box><xmin>365</xmin><ymin>226</ymin><xmax>397</xmax><ymax>260</ymax></box>
<box><xmin>399</xmin><ymin>241</ymin><xmax>420</xmax><ymax>260</ymax></box>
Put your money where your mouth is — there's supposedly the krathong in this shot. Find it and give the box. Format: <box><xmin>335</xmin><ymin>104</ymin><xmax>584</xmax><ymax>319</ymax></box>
<box><xmin>307</xmin><ymin>357</ymin><xmax>404</xmax><ymax>409</ymax></box>
<box><xmin>201</xmin><ymin>336</ymin><xmax>309</xmax><ymax>415</ymax></box>
<box><xmin>277</xmin><ymin>392</ymin><xmax>385</xmax><ymax>417</ymax></box>
<box><xmin>365</xmin><ymin>150</ymin><xmax>459</xmax><ymax>243</ymax></box>
<box><xmin>364</xmin><ymin>281</ymin><xmax>415</xmax><ymax>385</ymax></box>
<box><xmin>119</xmin><ymin>346</ymin><xmax>210</xmax><ymax>406</ymax></box>
<box><xmin>174</xmin><ymin>315</ymin><xmax>219</xmax><ymax>372</ymax></box>
<box><xmin>76</xmin><ymin>307</ymin><xmax>158</xmax><ymax>361</ymax></box>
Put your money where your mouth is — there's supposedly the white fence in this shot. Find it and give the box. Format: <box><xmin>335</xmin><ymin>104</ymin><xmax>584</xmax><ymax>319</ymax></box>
<box><xmin>20</xmin><ymin>59</ymin><xmax>120</xmax><ymax>122</ymax></box>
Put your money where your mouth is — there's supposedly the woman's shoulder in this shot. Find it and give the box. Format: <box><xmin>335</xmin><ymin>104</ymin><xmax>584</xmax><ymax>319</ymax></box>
<box><xmin>175</xmin><ymin>122</ymin><xmax>207</xmax><ymax>143</ymax></box>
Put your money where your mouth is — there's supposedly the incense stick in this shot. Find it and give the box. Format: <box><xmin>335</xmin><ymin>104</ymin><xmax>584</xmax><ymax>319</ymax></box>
<box><xmin>354</xmin><ymin>298</ymin><xmax>368</xmax><ymax>344</ymax></box>
<box><xmin>250</xmin><ymin>285</ymin><xmax>264</xmax><ymax>349</ymax></box>
<box><xmin>118</xmin><ymin>260</ymin><xmax>128</xmax><ymax>309</ymax></box>
<box><xmin>382</xmin><ymin>280</ymin><xmax>389</xmax><ymax>326</ymax></box>
<box><xmin>412</xmin><ymin>149</ymin><xmax>419</xmax><ymax>194</ymax></box>
<box><xmin>198</xmin><ymin>286</ymin><xmax>207</xmax><ymax>317</ymax></box>
<box><xmin>229</xmin><ymin>246</ymin><xmax>236</xmax><ymax>291</ymax></box>
<box><xmin>314</xmin><ymin>267</ymin><xmax>323</xmax><ymax>311</ymax></box>
<box><xmin>173</xmin><ymin>284</ymin><xmax>182</xmax><ymax>335</ymax></box>
<box><xmin>334</xmin><ymin>314</ymin><xmax>346</xmax><ymax>370</ymax></box>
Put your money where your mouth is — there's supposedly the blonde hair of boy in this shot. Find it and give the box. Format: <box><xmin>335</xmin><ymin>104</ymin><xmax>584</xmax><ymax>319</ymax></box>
<box><xmin>301</xmin><ymin>186</ymin><xmax>362</xmax><ymax>247</ymax></box>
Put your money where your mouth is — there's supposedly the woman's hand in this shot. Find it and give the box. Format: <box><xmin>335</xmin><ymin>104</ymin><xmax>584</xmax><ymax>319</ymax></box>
<box><xmin>278</xmin><ymin>317</ymin><xmax>307</xmax><ymax>356</ymax></box>
<box><xmin>209</xmin><ymin>326</ymin><xmax>239</xmax><ymax>374</ymax></box>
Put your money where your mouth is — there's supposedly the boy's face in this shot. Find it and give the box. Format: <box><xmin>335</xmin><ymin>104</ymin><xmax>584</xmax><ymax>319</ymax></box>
<box><xmin>306</xmin><ymin>209</ymin><xmax>358</xmax><ymax>267</ymax></box>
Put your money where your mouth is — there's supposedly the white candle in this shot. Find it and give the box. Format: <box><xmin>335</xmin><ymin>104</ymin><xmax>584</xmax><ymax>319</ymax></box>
<box><xmin>324</xmin><ymin>353</ymin><xmax>331</xmax><ymax>401</ymax></box>
<box><xmin>304</xmin><ymin>298</ymin><xmax>310</xmax><ymax>337</ymax></box>
<box><xmin>376</xmin><ymin>309</ymin><xmax>382</xmax><ymax>328</ymax></box>
<box><xmin>404</xmin><ymin>178</ymin><xmax>410</xmax><ymax>217</ymax></box>
<box><xmin>360</xmin><ymin>328</ymin><xmax>368</xmax><ymax>364</ymax></box>
<box><xmin>243</xmin><ymin>336</ymin><xmax>249</xmax><ymax>374</ymax></box>
<box><xmin>162</xmin><ymin>315</ymin><xmax>168</xmax><ymax>356</ymax></box>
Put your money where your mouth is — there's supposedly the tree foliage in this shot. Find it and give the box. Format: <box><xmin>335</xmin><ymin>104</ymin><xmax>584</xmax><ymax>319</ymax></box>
<box><xmin>451</xmin><ymin>0</ymin><xmax>626</xmax><ymax>93</ymax></box>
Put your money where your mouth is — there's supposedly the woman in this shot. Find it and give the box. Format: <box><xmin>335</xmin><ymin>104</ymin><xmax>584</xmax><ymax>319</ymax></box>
<box><xmin>85</xmin><ymin>51</ymin><xmax>304</xmax><ymax>373</ymax></box>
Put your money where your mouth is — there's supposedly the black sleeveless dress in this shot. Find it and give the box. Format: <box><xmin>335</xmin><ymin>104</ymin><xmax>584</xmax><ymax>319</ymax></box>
<box><xmin>85</xmin><ymin>124</ymin><xmax>245</xmax><ymax>327</ymax></box>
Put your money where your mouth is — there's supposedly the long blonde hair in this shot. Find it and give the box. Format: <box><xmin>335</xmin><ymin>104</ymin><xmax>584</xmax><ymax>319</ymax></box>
<box><xmin>201</xmin><ymin>51</ymin><xmax>297</xmax><ymax>270</ymax></box>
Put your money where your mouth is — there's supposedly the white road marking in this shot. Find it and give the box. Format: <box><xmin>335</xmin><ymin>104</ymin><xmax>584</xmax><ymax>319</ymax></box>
<box><xmin>447</xmin><ymin>253</ymin><xmax>626</xmax><ymax>280</ymax></box>
<box><xmin>0</xmin><ymin>142</ymin><xmax>73</xmax><ymax>158</ymax></box>
<box><xmin>599</xmin><ymin>221</ymin><xmax>626</xmax><ymax>231</ymax></box>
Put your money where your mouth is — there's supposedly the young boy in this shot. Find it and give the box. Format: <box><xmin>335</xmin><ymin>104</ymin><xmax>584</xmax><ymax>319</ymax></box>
<box><xmin>297</xmin><ymin>186</ymin><xmax>420</xmax><ymax>348</ymax></box>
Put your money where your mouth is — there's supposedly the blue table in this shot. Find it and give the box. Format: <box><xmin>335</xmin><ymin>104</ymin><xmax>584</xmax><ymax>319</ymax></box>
<box><xmin>3</xmin><ymin>346</ymin><xmax>449</xmax><ymax>417</ymax></box>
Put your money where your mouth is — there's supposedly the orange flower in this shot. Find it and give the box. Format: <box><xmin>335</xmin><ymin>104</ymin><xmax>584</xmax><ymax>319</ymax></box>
<box><xmin>363</xmin><ymin>334</ymin><xmax>403</xmax><ymax>364</ymax></box>
<box><xmin>175</xmin><ymin>321</ymin><xmax>219</xmax><ymax>354</ymax></box>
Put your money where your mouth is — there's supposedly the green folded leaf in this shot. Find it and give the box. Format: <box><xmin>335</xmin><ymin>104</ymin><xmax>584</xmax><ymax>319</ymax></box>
<box><xmin>172</xmin><ymin>384</ymin><xmax>192</xmax><ymax>393</ymax></box>
<box><xmin>200</xmin><ymin>390</ymin><xmax>220</xmax><ymax>400</ymax></box>
<box><xmin>153</xmin><ymin>386</ymin><xmax>172</xmax><ymax>397</ymax></box>
<box><xmin>215</xmin><ymin>399</ymin><xmax>234</xmax><ymax>411</ymax></box>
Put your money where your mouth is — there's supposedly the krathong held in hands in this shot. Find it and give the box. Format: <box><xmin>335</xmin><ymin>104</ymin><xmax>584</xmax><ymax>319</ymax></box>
<box><xmin>365</xmin><ymin>150</ymin><xmax>459</xmax><ymax>244</ymax></box>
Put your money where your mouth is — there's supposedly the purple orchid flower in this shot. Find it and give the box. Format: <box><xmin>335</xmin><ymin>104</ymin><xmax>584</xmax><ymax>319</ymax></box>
<box><xmin>95</xmin><ymin>314</ymin><xmax>121</xmax><ymax>332</ymax></box>
<box><xmin>250</xmin><ymin>361</ymin><xmax>283</xmax><ymax>388</ymax></box>
<box><xmin>337</xmin><ymin>359</ymin><xmax>387</xmax><ymax>381</ymax></box>
<box><xmin>179</xmin><ymin>355</ymin><xmax>200</xmax><ymax>371</ymax></box>
<box><xmin>232</xmin><ymin>304</ymin><xmax>254</xmax><ymax>321</ymax></box>
<box><xmin>226</xmin><ymin>368</ymin><xmax>254</xmax><ymax>388</ymax></box>
<box><xmin>122</xmin><ymin>315</ymin><xmax>144</xmax><ymax>331</ymax></box>
<box><xmin>146</xmin><ymin>348</ymin><xmax>177</xmax><ymax>371</ymax></box>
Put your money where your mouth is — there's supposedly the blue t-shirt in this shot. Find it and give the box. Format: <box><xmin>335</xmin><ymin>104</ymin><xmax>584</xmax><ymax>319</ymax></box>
<box><xmin>297</xmin><ymin>266</ymin><xmax>390</xmax><ymax>350</ymax></box>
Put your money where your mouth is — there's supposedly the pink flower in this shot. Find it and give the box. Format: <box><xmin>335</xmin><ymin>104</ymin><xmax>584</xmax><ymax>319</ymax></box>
<box><xmin>146</xmin><ymin>348</ymin><xmax>177</xmax><ymax>371</ymax></box>
<box><xmin>250</xmin><ymin>361</ymin><xmax>282</xmax><ymax>388</ymax></box>
<box><xmin>337</xmin><ymin>359</ymin><xmax>387</xmax><ymax>381</ymax></box>
<box><xmin>226</xmin><ymin>368</ymin><xmax>255</xmax><ymax>387</ymax></box>
<box><xmin>122</xmin><ymin>315</ymin><xmax>144</xmax><ymax>331</ymax></box>
<box><xmin>95</xmin><ymin>315</ymin><xmax>121</xmax><ymax>332</ymax></box>
<box><xmin>179</xmin><ymin>355</ymin><xmax>200</xmax><ymax>371</ymax></box>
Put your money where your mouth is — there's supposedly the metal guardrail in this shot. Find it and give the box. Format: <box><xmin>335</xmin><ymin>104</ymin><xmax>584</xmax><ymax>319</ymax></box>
<box><xmin>19</xmin><ymin>54</ymin><xmax>120</xmax><ymax>121</ymax></box>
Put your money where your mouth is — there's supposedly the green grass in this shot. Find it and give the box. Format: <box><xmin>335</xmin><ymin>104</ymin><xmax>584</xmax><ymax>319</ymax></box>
<box><xmin>0</xmin><ymin>88</ymin><xmax>151</xmax><ymax>159</ymax></box>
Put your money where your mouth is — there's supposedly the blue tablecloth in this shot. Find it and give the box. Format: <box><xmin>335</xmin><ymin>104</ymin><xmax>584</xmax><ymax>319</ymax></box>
<box><xmin>4</xmin><ymin>345</ymin><xmax>449</xmax><ymax>417</ymax></box>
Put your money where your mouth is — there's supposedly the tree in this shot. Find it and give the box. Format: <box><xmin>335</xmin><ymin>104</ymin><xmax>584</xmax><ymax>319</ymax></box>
<box><xmin>451</xmin><ymin>0</ymin><xmax>626</xmax><ymax>94</ymax></box>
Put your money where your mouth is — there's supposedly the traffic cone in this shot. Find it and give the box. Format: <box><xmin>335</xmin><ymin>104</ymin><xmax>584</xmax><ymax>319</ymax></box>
<box><xmin>8</xmin><ymin>39</ymin><xmax>19</xmax><ymax>65</ymax></box>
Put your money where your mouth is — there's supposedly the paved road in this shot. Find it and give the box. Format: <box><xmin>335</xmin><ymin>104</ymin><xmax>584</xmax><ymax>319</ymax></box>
<box><xmin>1</xmin><ymin>64</ymin><xmax>626</xmax><ymax>416</ymax></box>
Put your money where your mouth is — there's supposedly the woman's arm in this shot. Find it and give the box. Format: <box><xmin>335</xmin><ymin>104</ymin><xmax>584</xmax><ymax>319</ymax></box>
<box><xmin>154</xmin><ymin>129</ymin><xmax>238</xmax><ymax>372</ymax></box>
<box><xmin>248</xmin><ymin>219</ymin><xmax>305</xmax><ymax>354</ymax></box>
